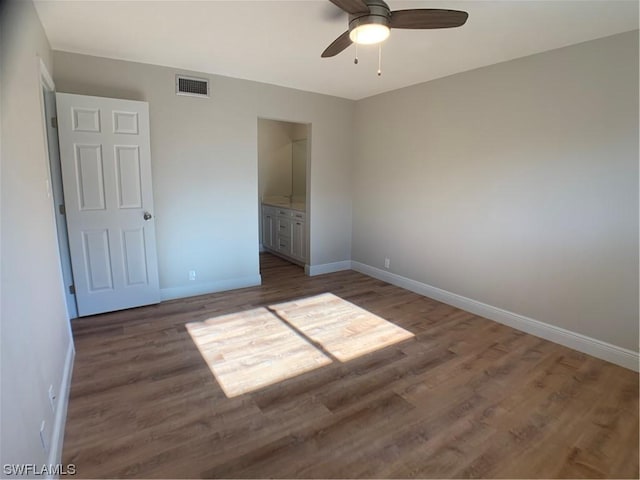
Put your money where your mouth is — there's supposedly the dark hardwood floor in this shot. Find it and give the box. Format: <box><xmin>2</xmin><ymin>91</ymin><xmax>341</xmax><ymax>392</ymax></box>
<box><xmin>62</xmin><ymin>253</ymin><xmax>639</xmax><ymax>478</ymax></box>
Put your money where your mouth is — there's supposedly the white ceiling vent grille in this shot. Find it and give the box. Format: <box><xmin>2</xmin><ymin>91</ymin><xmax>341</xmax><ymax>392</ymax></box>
<box><xmin>176</xmin><ymin>75</ymin><xmax>209</xmax><ymax>98</ymax></box>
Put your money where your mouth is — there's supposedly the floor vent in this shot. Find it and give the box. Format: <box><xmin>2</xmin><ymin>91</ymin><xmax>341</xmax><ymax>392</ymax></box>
<box><xmin>176</xmin><ymin>75</ymin><xmax>209</xmax><ymax>98</ymax></box>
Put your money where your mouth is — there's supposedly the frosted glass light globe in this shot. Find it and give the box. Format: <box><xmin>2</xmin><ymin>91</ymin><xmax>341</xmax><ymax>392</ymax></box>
<box><xmin>349</xmin><ymin>24</ymin><xmax>390</xmax><ymax>45</ymax></box>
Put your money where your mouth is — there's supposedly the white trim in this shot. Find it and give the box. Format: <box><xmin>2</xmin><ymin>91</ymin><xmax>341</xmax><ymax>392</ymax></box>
<box><xmin>160</xmin><ymin>275</ymin><xmax>262</xmax><ymax>301</ymax></box>
<box><xmin>38</xmin><ymin>57</ymin><xmax>78</xmax><ymax>320</ymax></box>
<box><xmin>39</xmin><ymin>55</ymin><xmax>78</xmax><ymax>478</ymax></box>
<box><xmin>39</xmin><ymin>57</ymin><xmax>55</xmax><ymax>91</ymax></box>
<box><xmin>47</xmin><ymin>341</ymin><xmax>75</xmax><ymax>474</ymax></box>
<box><xmin>305</xmin><ymin>260</ymin><xmax>352</xmax><ymax>276</ymax></box>
<box><xmin>351</xmin><ymin>261</ymin><xmax>639</xmax><ymax>372</ymax></box>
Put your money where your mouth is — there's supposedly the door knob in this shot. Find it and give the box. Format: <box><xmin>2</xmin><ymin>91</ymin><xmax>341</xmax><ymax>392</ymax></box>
<box><xmin>143</xmin><ymin>212</ymin><xmax>152</xmax><ymax>221</ymax></box>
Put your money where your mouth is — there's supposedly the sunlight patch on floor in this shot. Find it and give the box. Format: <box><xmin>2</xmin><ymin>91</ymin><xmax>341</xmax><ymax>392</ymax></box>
<box><xmin>187</xmin><ymin>293</ymin><xmax>414</xmax><ymax>397</ymax></box>
<box><xmin>270</xmin><ymin>293</ymin><xmax>415</xmax><ymax>362</ymax></box>
<box><xmin>186</xmin><ymin>307</ymin><xmax>332</xmax><ymax>397</ymax></box>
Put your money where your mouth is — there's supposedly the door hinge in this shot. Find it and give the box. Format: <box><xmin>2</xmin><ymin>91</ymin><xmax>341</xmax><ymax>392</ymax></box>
<box><xmin>58</xmin><ymin>204</ymin><xmax>65</xmax><ymax>215</ymax></box>
<box><xmin>69</xmin><ymin>285</ymin><xmax>75</xmax><ymax>295</ymax></box>
<box><xmin>51</xmin><ymin>117</ymin><xmax>58</xmax><ymax>129</ymax></box>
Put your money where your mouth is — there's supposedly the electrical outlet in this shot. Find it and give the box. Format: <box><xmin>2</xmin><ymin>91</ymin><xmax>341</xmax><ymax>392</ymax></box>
<box><xmin>188</xmin><ymin>270</ymin><xmax>196</xmax><ymax>281</ymax></box>
<box><xmin>39</xmin><ymin>421</ymin><xmax>49</xmax><ymax>453</ymax></box>
<box><xmin>384</xmin><ymin>258</ymin><xmax>390</xmax><ymax>269</ymax></box>
<box><xmin>48</xmin><ymin>385</ymin><xmax>56</xmax><ymax>412</ymax></box>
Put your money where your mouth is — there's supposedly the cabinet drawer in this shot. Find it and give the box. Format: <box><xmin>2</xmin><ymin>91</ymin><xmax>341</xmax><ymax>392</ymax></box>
<box><xmin>277</xmin><ymin>236</ymin><xmax>291</xmax><ymax>254</ymax></box>
<box><xmin>277</xmin><ymin>217</ymin><xmax>291</xmax><ymax>237</ymax></box>
<box><xmin>291</xmin><ymin>211</ymin><xmax>305</xmax><ymax>222</ymax></box>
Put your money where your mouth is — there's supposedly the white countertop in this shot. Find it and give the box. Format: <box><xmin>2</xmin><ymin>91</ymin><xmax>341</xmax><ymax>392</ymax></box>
<box><xmin>262</xmin><ymin>200</ymin><xmax>306</xmax><ymax>212</ymax></box>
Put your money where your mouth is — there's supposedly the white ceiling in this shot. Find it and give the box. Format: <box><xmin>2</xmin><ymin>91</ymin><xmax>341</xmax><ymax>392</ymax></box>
<box><xmin>34</xmin><ymin>0</ymin><xmax>639</xmax><ymax>100</ymax></box>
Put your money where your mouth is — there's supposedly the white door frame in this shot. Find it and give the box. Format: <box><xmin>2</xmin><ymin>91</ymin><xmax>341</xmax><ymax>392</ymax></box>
<box><xmin>38</xmin><ymin>57</ymin><xmax>78</xmax><ymax>319</ymax></box>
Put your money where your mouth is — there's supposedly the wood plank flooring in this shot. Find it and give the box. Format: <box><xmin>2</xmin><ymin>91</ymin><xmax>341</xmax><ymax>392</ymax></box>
<box><xmin>62</xmin><ymin>253</ymin><xmax>639</xmax><ymax>478</ymax></box>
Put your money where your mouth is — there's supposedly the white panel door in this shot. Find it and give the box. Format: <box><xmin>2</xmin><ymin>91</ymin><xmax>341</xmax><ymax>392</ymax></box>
<box><xmin>56</xmin><ymin>93</ymin><xmax>160</xmax><ymax>316</ymax></box>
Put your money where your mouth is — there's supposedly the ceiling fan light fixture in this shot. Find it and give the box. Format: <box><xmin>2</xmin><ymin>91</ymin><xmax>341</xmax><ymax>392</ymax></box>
<box><xmin>349</xmin><ymin>23</ymin><xmax>390</xmax><ymax>45</ymax></box>
<box><xmin>321</xmin><ymin>0</ymin><xmax>469</xmax><ymax>59</ymax></box>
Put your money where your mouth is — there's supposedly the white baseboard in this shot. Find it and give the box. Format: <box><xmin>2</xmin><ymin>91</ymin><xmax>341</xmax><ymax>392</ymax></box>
<box><xmin>160</xmin><ymin>275</ymin><xmax>262</xmax><ymax>301</ymax></box>
<box><xmin>351</xmin><ymin>261</ymin><xmax>639</xmax><ymax>372</ymax></box>
<box><xmin>305</xmin><ymin>260</ymin><xmax>352</xmax><ymax>277</ymax></box>
<box><xmin>47</xmin><ymin>341</ymin><xmax>75</xmax><ymax>473</ymax></box>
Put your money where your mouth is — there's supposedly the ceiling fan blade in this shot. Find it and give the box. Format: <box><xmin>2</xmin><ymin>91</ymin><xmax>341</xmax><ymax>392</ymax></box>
<box><xmin>328</xmin><ymin>0</ymin><xmax>370</xmax><ymax>15</ymax></box>
<box><xmin>321</xmin><ymin>31</ymin><xmax>353</xmax><ymax>58</ymax></box>
<box><xmin>390</xmin><ymin>9</ymin><xmax>469</xmax><ymax>29</ymax></box>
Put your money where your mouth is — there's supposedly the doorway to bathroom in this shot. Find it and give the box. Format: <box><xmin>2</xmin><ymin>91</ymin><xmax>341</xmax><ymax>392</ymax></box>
<box><xmin>257</xmin><ymin>118</ymin><xmax>310</xmax><ymax>273</ymax></box>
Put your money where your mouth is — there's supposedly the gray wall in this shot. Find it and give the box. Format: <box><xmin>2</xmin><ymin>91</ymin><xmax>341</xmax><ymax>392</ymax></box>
<box><xmin>0</xmin><ymin>0</ymin><xmax>73</xmax><ymax>467</ymax></box>
<box><xmin>353</xmin><ymin>31</ymin><xmax>639</xmax><ymax>351</ymax></box>
<box><xmin>292</xmin><ymin>139</ymin><xmax>308</xmax><ymax>199</ymax></box>
<box><xmin>258</xmin><ymin>119</ymin><xmax>295</xmax><ymax>201</ymax></box>
<box><xmin>53</xmin><ymin>52</ymin><xmax>354</xmax><ymax>294</ymax></box>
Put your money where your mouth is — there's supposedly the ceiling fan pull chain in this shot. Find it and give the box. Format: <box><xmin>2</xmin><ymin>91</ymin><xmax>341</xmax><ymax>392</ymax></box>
<box><xmin>377</xmin><ymin>44</ymin><xmax>382</xmax><ymax>76</ymax></box>
<box><xmin>354</xmin><ymin>32</ymin><xmax>359</xmax><ymax>64</ymax></box>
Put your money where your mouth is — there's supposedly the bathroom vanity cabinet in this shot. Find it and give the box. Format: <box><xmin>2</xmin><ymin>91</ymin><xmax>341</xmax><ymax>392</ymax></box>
<box><xmin>262</xmin><ymin>203</ymin><xmax>306</xmax><ymax>264</ymax></box>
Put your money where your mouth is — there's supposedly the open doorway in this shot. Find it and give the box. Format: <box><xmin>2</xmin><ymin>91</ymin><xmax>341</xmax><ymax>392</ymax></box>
<box><xmin>257</xmin><ymin>118</ymin><xmax>310</xmax><ymax>274</ymax></box>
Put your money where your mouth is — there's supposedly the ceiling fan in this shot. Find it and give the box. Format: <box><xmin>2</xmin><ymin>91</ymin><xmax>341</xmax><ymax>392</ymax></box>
<box><xmin>321</xmin><ymin>0</ymin><xmax>469</xmax><ymax>61</ymax></box>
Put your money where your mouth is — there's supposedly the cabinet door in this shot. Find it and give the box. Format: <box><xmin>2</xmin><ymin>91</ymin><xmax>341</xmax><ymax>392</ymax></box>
<box><xmin>262</xmin><ymin>212</ymin><xmax>275</xmax><ymax>249</ymax></box>
<box><xmin>292</xmin><ymin>220</ymin><xmax>305</xmax><ymax>261</ymax></box>
<box><xmin>277</xmin><ymin>235</ymin><xmax>291</xmax><ymax>255</ymax></box>
<box><xmin>276</xmin><ymin>216</ymin><xmax>292</xmax><ymax>239</ymax></box>
<box><xmin>276</xmin><ymin>216</ymin><xmax>292</xmax><ymax>255</ymax></box>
